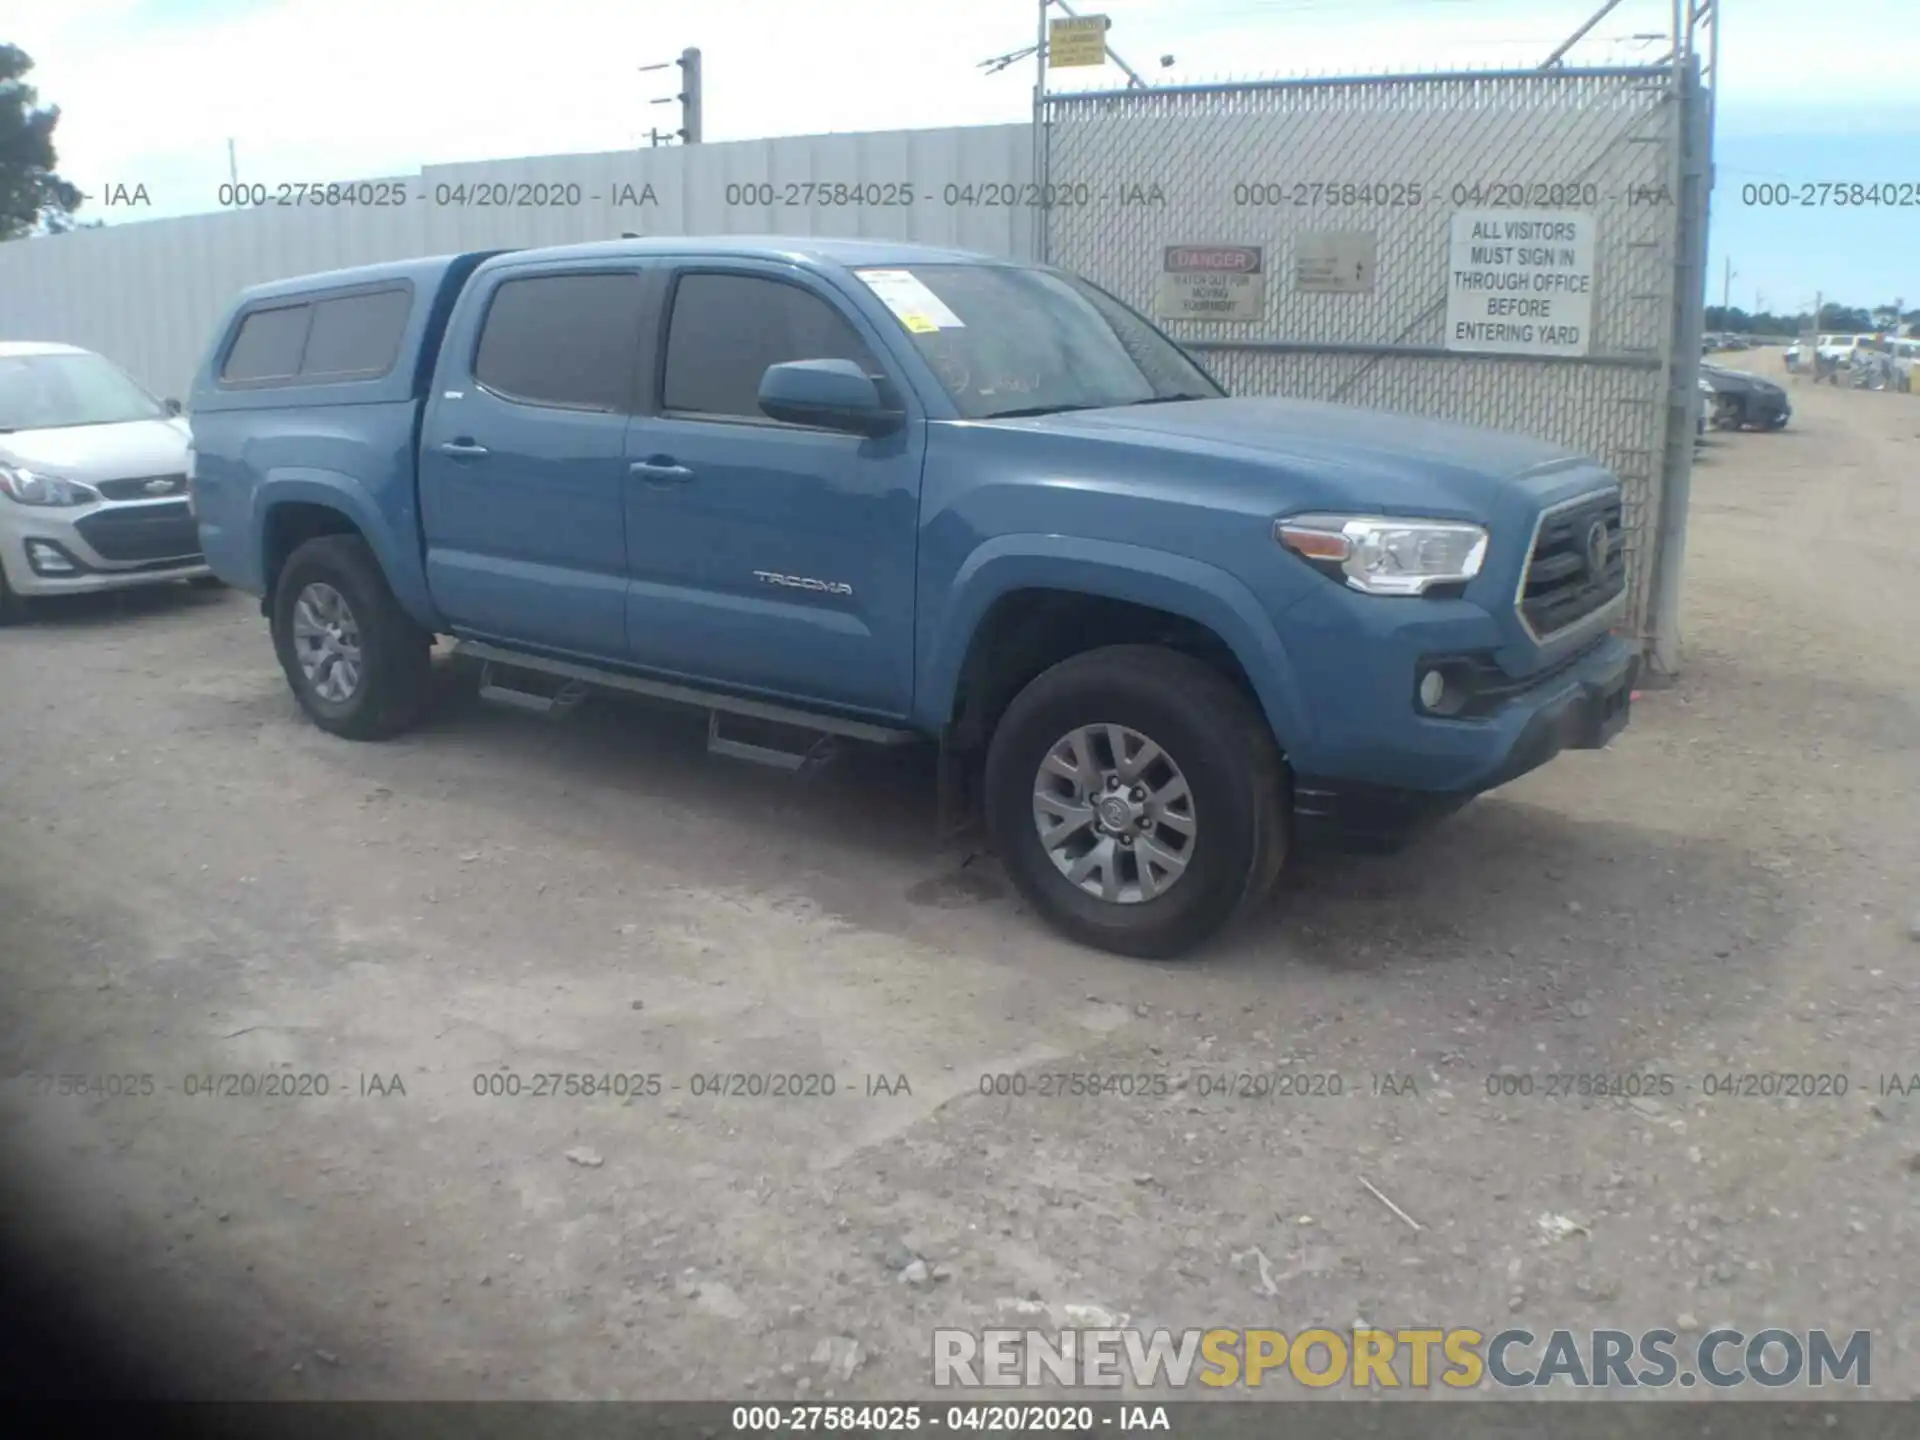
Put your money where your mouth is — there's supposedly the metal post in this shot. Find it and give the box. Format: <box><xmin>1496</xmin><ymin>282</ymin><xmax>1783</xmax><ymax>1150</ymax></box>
<box><xmin>1033</xmin><ymin>0</ymin><xmax>1050</xmax><ymax>264</ymax></box>
<box><xmin>1540</xmin><ymin>0</ymin><xmax>1628</xmax><ymax>68</ymax></box>
<box><xmin>1645</xmin><ymin>14</ymin><xmax>1712</xmax><ymax>680</ymax></box>
<box><xmin>679</xmin><ymin>48</ymin><xmax>702</xmax><ymax>144</ymax></box>
<box><xmin>227</xmin><ymin>139</ymin><xmax>238</xmax><ymax>186</ymax></box>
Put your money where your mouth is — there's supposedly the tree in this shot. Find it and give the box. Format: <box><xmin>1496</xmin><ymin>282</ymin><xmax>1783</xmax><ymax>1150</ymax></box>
<box><xmin>1816</xmin><ymin>304</ymin><xmax>1874</xmax><ymax>332</ymax></box>
<box><xmin>0</xmin><ymin>44</ymin><xmax>82</xmax><ymax>239</ymax></box>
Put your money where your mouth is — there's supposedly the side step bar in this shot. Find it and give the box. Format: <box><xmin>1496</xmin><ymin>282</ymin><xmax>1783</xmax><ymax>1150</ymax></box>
<box><xmin>476</xmin><ymin>663</ymin><xmax>590</xmax><ymax>718</ymax></box>
<box><xmin>455</xmin><ymin>640</ymin><xmax>918</xmax><ymax>761</ymax></box>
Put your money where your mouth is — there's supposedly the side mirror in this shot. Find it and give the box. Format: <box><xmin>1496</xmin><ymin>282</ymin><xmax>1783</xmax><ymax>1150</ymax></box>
<box><xmin>163</xmin><ymin>398</ymin><xmax>183</xmax><ymax>417</ymax></box>
<box><xmin>759</xmin><ymin>360</ymin><xmax>900</xmax><ymax>437</ymax></box>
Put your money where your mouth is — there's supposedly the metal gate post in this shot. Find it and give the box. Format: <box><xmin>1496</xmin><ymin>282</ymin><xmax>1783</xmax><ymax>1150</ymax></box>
<box><xmin>1645</xmin><ymin>51</ymin><xmax>1713</xmax><ymax>680</ymax></box>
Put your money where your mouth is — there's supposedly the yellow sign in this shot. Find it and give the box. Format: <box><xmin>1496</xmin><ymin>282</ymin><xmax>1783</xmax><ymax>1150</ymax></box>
<box><xmin>1048</xmin><ymin>15</ymin><xmax>1109</xmax><ymax>68</ymax></box>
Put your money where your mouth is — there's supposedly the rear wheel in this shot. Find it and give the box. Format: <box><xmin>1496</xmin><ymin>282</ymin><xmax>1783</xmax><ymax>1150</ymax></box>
<box><xmin>984</xmin><ymin>645</ymin><xmax>1286</xmax><ymax>959</ymax></box>
<box><xmin>271</xmin><ymin>534</ymin><xmax>431</xmax><ymax>740</ymax></box>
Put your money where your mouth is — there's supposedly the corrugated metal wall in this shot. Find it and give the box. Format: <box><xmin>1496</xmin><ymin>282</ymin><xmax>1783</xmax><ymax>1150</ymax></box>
<box><xmin>0</xmin><ymin>124</ymin><xmax>1038</xmax><ymax>397</ymax></box>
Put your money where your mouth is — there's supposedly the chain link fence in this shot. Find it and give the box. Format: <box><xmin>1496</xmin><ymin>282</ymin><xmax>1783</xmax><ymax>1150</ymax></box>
<box><xmin>1041</xmin><ymin>63</ymin><xmax>1705</xmax><ymax>651</ymax></box>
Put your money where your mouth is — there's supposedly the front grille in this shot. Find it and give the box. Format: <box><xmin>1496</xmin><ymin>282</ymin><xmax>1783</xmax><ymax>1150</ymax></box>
<box><xmin>74</xmin><ymin>501</ymin><xmax>200</xmax><ymax>563</ymax></box>
<box><xmin>94</xmin><ymin>472</ymin><xmax>188</xmax><ymax>501</ymax></box>
<box><xmin>1518</xmin><ymin>489</ymin><xmax>1626</xmax><ymax>641</ymax></box>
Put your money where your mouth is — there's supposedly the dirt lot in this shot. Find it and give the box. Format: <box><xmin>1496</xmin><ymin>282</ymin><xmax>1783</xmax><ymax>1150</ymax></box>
<box><xmin>2</xmin><ymin>353</ymin><xmax>1917</xmax><ymax>1405</ymax></box>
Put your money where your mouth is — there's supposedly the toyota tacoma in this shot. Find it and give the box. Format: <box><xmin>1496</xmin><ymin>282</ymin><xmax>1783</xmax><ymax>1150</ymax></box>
<box><xmin>186</xmin><ymin>238</ymin><xmax>1637</xmax><ymax>958</ymax></box>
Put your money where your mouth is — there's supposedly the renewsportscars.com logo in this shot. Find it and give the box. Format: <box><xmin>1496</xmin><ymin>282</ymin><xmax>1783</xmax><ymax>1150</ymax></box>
<box><xmin>932</xmin><ymin>1326</ymin><xmax>1871</xmax><ymax>1391</ymax></box>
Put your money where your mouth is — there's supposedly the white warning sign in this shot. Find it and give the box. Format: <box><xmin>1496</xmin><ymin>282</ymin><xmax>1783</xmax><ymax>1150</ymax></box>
<box><xmin>1445</xmin><ymin>211</ymin><xmax>1596</xmax><ymax>356</ymax></box>
<box><xmin>1154</xmin><ymin>245</ymin><xmax>1265</xmax><ymax>323</ymax></box>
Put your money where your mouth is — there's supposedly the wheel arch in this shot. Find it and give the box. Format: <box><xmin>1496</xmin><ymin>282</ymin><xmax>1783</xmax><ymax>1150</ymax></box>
<box><xmin>920</xmin><ymin>536</ymin><xmax>1308</xmax><ymax>758</ymax></box>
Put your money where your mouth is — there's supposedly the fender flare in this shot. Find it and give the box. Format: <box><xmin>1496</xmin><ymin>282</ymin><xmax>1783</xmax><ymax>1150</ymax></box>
<box><xmin>916</xmin><ymin>534</ymin><xmax>1312</xmax><ymax>754</ymax></box>
<box><xmin>253</xmin><ymin>470</ymin><xmax>444</xmax><ymax>630</ymax></box>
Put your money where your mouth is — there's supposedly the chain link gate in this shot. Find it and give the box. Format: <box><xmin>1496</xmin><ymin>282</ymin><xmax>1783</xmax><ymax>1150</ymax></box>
<box><xmin>1039</xmin><ymin>59</ymin><xmax>1707</xmax><ymax>657</ymax></box>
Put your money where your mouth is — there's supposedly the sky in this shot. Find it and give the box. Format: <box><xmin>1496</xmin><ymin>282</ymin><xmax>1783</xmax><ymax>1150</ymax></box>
<box><xmin>10</xmin><ymin>0</ymin><xmax>1919</xmax><ymax>313</ymax></box>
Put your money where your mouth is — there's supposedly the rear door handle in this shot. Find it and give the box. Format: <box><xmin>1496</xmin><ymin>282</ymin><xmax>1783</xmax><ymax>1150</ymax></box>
<box><xmin>439</xmin><ymin>440</ymin><xmax>489</xmax><ymax>459</ymax></box>
<box><xmin>630</xmin><ymin>460</ymin><xmax>694</xmax><ymax>484</ymax></box>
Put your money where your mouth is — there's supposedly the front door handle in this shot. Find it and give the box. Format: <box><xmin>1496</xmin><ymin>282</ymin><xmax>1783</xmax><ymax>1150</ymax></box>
<box><xmin>439</xmin><ymin>440</ymin><xmax>489</xmax><ymax>459</ymax></box>
<box><xmin>630</xmin><ymin>460</ymin><xmax>694</xmax><ymax>484</ymax></box>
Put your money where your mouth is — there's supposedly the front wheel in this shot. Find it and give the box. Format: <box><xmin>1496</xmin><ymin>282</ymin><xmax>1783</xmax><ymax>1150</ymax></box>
<box><xmin>271</xmin><ymin>534</ymin><xmax>431</xmax><ymax>740</ymax></box>
<box><xmin>984</xmin><ymin>645</ymin><xmax>1287</xmax><ymax>959</ymax></box>
<box><xmin>0</xmin><ymin>566</ymin><xmax>23</xmax><ymax>627</ymax></box>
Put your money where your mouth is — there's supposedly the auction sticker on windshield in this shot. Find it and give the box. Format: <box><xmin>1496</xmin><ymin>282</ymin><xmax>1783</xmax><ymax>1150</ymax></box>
<box><xmin>854</xmin><ymin>269</ymin><xmax>966</xmax><ymax>333</ymax></box>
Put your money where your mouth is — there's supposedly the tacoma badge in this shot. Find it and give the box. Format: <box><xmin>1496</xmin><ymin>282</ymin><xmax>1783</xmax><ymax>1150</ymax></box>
<box><xmin>753</xmin><ymin>570</ymin><xmax>853</xmax><ymax>597</ymax></box>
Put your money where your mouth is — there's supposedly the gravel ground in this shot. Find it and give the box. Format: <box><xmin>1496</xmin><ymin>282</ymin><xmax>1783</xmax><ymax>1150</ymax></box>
<box><xmin>2</xmin><ymin>350</ymin><xmax>1916</xmax><ymax>1405</ymax></box>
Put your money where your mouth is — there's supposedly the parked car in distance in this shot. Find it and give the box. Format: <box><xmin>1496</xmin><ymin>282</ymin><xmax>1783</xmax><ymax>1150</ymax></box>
<box><xmin>188</xmin><ymin>238</ymin><xmax>1638</xmax><ymax>959</ymax></box>
<box><xmin>0</xmin><ymin>342</ymin><xmax>212</xmax><ymax>624</ymax></box>
<box><xmin>1701</xmin><ymin>362</ymin><xmax>1792</xmax><ymax>431</ymax></box>
<box><xmin>1890</xmin><ymin>337</ymin><xmax>1919</xmax><ymax>392</ymax></box>
<box><xmin>1815</xmin><ymin>333</ymin><xmax>1866</xmax><ymax>366</ymax></box>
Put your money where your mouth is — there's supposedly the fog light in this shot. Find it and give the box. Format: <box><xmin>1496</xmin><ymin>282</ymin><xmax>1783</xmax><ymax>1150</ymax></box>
<box><xmin>25</xmin><ymin>540</ymin><xmax>76</xmax><ymax>576</ymax></box>
<box><xmin>1419</xmin><ymin>669</ymin><xmax>1447</xmax><ymax>710</ymax></box>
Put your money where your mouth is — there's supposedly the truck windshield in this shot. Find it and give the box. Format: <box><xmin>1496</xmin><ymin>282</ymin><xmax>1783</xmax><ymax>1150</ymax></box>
<box><xmin>849</xmin><ymin>264</ymin><xmax>1223</xmax><ymax>421</ymax></box>
<box><xmin>0</xmin><ymin>351</ymin><xmax>169</xmax><ymax>433</ymax></box>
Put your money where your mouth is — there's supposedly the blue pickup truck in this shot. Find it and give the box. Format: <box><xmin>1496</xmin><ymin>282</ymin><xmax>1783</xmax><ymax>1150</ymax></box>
<box><xmin>187</xmin><ymin>236</ymin><xmax>1636</xmax><ymax>958</ymax></box>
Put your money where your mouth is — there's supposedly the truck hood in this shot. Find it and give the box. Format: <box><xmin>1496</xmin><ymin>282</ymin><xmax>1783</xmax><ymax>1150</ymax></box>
<box><xmin>1010</xmin><ymin>396</ymin><xmax>1594</xmax><ymax>517</ymax></box>
<box><xmin>0</xmin><ymin>416</ymin><xmax>192</xmax><ymax>482</ymax></box>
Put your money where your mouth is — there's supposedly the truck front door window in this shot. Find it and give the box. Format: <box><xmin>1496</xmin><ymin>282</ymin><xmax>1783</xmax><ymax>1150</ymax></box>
<box><xmin>472</xmin><ymin>273</ymin><xmax>645</xmax><ymax>411</ymax></box>
<box><xmin>662</xmin><ymin>273</ymin><xmax>882</xmax><ymax>420</ymax></box>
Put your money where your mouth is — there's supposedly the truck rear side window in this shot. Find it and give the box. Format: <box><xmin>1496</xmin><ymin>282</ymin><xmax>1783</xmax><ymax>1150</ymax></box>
<box><xmin>473</xmin><ymin>273</ymin><xmax>644</xmax><ymax>411</ymax></box>
<box><xmin>301</xmin><ymin>288</ymin><xmax>412</xmax><ymax>380</ymax></box>
<box><xmin>663</xmin><ymin>274</ymin><xmax>879</xmax><ymax>420</ymax></box>
<box><xmin>221</xmin><ymin>304</ymin><xmax>311</xmax><ymax>383</ymax></box>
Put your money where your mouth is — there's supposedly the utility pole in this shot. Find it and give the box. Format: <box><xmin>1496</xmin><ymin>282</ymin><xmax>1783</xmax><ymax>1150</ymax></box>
<box><xmin>677</xmin><ymin>47</ymin><xmax>702</xmax><ymax>143</ymax></box>
<box><xmin>227</xmin><ymin>139</ymin><xmax>238</xmax><ymax>185</ymax></box>
<box><xmin>640</xmin><ymin>47</ymin><xmax>702</xmax><ymax>145</ymax></box>
<box><xmin>1720</xmin><ymin>256</ymin><xmax>1734</xmax><ymax>319</ymax></box>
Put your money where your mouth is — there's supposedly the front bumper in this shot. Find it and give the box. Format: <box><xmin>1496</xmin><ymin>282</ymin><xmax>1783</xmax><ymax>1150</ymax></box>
<box><xmin>0</xmin><ymin>501</ymin><xmax>209</xmax><ymax>597</ymax></box>
<box><xmin>1285</xmin><ymin>614</ymin><xmax>1639</xmax><ymax>850</ymax></box>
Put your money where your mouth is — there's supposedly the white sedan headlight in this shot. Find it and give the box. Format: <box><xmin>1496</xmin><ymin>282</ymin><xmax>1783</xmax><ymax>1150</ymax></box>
<box><xmin>0</xmin><ymin>464</ymin><xmax>100</xmax><ymax>508</ymax></box>
<box><xmin>1276</xmin><ymin>514</ymin><xmax>1489</xmax><ymax>596</ymax></box>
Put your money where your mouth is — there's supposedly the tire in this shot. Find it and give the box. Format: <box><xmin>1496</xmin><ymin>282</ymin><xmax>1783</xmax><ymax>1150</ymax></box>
<box><xmin>270</xmin><ymin>534</ymin><xmax>431</xmax><ymax>740</ymax></box>
<box><xmin>0</xmin><ymin>565</ymin><xmax>23</xmax><ymax>627</ymax></box>
<box><xmin>983</xmin><ymin>645</ymin><xmax>1287</xmax><ymax>959</ymax></box>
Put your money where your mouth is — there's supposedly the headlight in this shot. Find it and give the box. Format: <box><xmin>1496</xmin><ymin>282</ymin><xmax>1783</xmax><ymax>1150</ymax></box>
<box><xmin>0</xmin><ymin>464</ymin><xmax>99</xmax><ymax>508</ymax></box>
<box><xmin>1275</xmin><ymin>514</ymin><xmax>1489</xmax><ymax>596</ymax></box>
